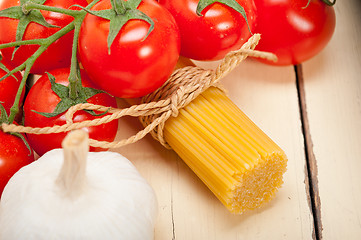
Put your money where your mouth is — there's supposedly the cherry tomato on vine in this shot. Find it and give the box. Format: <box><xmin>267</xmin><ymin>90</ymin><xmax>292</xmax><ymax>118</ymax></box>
<box><xmin>158</xmin><ymin>0</ymin><xmax>256</xmax><ymax>61</ymax></box>
<box><xmin>253</xmin><ymin>0</ymin><xmax>336</xmax><ymax>66</ymax></box>
<box><xmin>0</xmin><ymin>0</ymin><xmax>88</xmax><ymax>74</ymax></box>
<box><xmin>0</xmin><ymin>57</ymin><xmax>24</xmax><ymax>119</ymax></box>
<box><xmin>78</xmin><ymin>0</ymin><xmax>180</xmax><ymax>98</ymax></box>
<box><xmin>23</xmin><ymin>68</ymin><xmax>119</xmax><ymax>156</ymax></box>
<box><xmin>0</xmin><ymin>128</ymin><xmax>34</xmax><ymax>197</ymax></box>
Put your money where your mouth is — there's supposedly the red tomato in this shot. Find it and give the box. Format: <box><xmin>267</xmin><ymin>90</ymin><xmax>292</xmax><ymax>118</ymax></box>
<box><xmin>0</xmin><ymin>0</ymin><xmax>88</xmax><ymax>74</ymax></box>
<box><xmin>253</xmin><ymin>0</ymin><xmax>336</xmax><ymax>66</ymax></box>
<box><xmin>158</xmin><ymin>0</ymin><xmax>256</xmax><ymax>61</ymax></box>
<box><xmin>78</xmin><ymin>0</ymin><xmax>180</xmax><ymax>98</ymax></box>
<box><xmin>0</xmin><ymin>128</ymin><xmax>34</xmax><ymax>197</ymax></box>
<box><xmin>23</xmin><ymin>68</ymin><xmax>119</xmax><ymax>156</ymax></box>
<box><xmin>0</xmin><ymin>58</ymin><xmax>24</xmax><ymax>118</ymax></box>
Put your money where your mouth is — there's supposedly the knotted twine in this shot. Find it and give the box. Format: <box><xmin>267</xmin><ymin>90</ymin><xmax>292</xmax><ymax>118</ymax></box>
<box><xmin>1</xmin><ymin>34</ymin><xmax>276</xmax><ymax>149</ymax></box>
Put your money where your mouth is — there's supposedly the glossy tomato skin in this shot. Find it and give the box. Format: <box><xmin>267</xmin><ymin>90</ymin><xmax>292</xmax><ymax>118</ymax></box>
<box><xmin>0</xmin><ymin>128</ymin><xmax>34</xmax><ymax>197</ymax></box>
<box><xmin>78</xmin><ymin>0</ymin><xmax>180</xmax><ymax>98</ymax></box>
<box><xmin>253</xmin><ymin>0</ymin><xmax>336</xmax><ymax>66</ymax></box>
<box><xmin>158</xmin><ymin>0</ymin><xmax>256</xmax><ymax>61</ymax></box>
<box><xmin>0</xmin><ymin>58</ymin><xmax>24</xmax><ymax>117</ymax></box>
<box><xmin>23</xmin><ymin>68</ymin><xmax>119</xmax><ymax>156</ymax></box>
<box><xmin>0</xmin><ymin>0</ymin><xmax>88</xmax><ymax>74</ymax></box>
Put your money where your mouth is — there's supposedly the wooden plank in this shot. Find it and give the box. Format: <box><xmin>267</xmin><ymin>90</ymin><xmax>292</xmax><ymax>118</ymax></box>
<box><xmin>114</xmin><ymin>56</ymin><xmax>314</xmax><ymax>238</ymax></box>
<box><xmin>301</xmin><ymin>1</ymin><xmax>361</xmax><ymax>239</ymax></box>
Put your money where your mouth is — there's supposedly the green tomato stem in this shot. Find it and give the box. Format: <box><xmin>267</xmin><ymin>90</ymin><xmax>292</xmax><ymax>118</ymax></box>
<box><xmin>7</xmin><ymin>68</ymin><xmax>30</xmax><ymax>123</ymax></box>
<box><xmin>6</xmin><ymin>22</ymin><xmax>75</xmax><ymax>123</ymax></box>
<box><xmin>68</xmin><ymin>15</ymin><xmax>86</xmax><ymax>100</ymax></box>
<box><xmin>66</xmin><ymin>0</ymin><xmax>100</xmax><ymax>100</ymax></box>
<box><xmin>22</xmin><ymin>1</ymin><xmax>81</xmax><ymax>17</ymax></box>
<box><xmin>112</xmin><ymin>0</ymin><xmax>127</xmax><ymax>15</ymax></box>
<box><xmin>0</xmin><ymin>39</ymin><xmax>44</xmax><ymax>50</ymax></box>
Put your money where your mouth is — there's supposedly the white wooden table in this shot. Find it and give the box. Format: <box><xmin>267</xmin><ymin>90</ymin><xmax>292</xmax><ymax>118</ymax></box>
<box><xmin>113</xmin><ymin>1</ymin><xmax>361</xmax><ymax>239</ymax></box>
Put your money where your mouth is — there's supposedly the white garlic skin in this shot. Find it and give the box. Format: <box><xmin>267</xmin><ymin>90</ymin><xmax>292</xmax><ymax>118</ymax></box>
<box><xmin>0</xmin><ymin>149</ymin><xmax>158</xmax><ymax>240</ymax></box>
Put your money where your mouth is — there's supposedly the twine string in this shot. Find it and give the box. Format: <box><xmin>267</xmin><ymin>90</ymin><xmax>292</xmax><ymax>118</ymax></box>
<box><xmin>1</xmin><ymin>34</ymin><xmax>277</xmax><ymax>149</ymax></box>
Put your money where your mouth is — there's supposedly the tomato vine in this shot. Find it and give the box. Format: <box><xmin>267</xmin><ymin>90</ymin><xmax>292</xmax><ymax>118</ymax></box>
<box><xmin>0</xmin><ymin>0</ymin><xmax>96</xmax><ymax>123</ymax></box>
<box><xmin>0</xmin><ymin>0</ymin><xmax>123</xmax><ymax>124</ymax></box>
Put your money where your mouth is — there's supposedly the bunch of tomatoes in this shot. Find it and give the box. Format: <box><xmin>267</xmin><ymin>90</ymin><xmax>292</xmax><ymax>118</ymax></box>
<box><xmin>0</xmin><ymin>0</ymin><xmax>335</xmax><ymax>195</ymax></box>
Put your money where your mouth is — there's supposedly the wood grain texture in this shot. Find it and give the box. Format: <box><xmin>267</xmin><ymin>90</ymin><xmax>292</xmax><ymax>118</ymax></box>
<box><xmin>302</xmin><ymin>0</ymin><xmax>361</xmax><ymax>239</ymax></box>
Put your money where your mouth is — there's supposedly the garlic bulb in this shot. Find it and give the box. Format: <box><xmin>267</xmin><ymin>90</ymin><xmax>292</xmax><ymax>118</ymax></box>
<box><xmin>0</xmin><ymin>130</ymin><xmax>158</xmax><ymax>240</ymax></box>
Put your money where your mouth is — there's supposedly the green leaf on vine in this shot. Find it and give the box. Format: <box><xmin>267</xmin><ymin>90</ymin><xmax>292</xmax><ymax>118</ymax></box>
<box><xmin>33</xmin><ymin>72</ymin><xmax>106</xmax><ymax>118</ymax></box>
<box><xmin>0</xmin><ymin>103</ymin><xmax>9</xmax><ymax>123</ymax></box>
<box><xmin>10</xmin><ymin>131</ymin><xmax>33</xmax><ymax>155</ymax></box>
<box><xmin>196</xmin><ymin>0</ymin><xmax>251</xmax><ymax>33</ymax></box>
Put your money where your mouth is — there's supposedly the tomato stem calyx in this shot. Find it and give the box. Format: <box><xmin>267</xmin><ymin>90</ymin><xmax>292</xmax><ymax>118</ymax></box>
<box><xmin>321</xmin><ymin>0</ymin><xmax>336</xmax><ymax>6</ymax></box>
<box><xmin>83</xmin><ymin>0</ymin><xmax>154</xmax><ymax>54</ymax></box>
<box><xmin>196</xmin><ymin>0</ymin><xmax>251</xmax><ymax>34</ymax></box>
<box><xmin>33</xmin><ymin>72</ymin><xmax>107</xmax><ymax>118</ymax></box>
<box><xmin>305</xmin><ymin>0</ymin><xmax>336</xmax><ymax>8</ymax></box>
<box><xmin>0</xmin><ymin>0</ymin><xmax>59</xmax><ymax>44</ymax></box>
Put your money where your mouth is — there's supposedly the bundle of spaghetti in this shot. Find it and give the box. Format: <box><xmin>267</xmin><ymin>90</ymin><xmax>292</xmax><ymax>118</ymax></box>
<box><xmin>1</xmin><ymin>34</ymin><xmax>287</xmax><ymax>214</ymax></box>
<box><xmin>159</xmin><ymin>86</ymin><xmax>287</xmax><ymax>213</ymax></box>
<box><xmin>140</xmin><ymin>61</ymin><xmax>287</xmax><ymax>214</ymax></box>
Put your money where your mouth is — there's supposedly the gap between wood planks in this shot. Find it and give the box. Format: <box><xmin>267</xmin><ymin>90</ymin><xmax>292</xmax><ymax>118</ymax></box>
<box><xmin>295</xmin><ymin>65</ymin><xmax>322</xmax><ymax>240</ymax></box>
